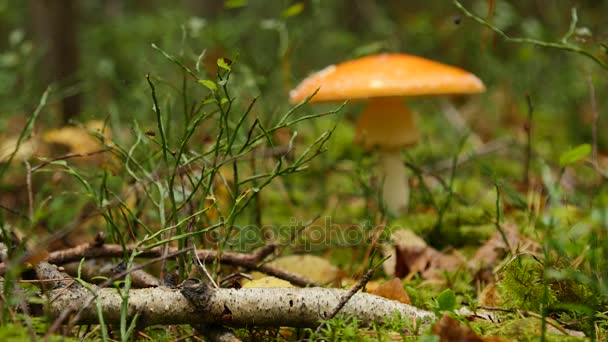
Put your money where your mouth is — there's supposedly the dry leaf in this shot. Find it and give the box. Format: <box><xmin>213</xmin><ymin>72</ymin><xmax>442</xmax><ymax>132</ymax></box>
<box><xmin>433</xmin><ymin>313</ymin><xmax>483</xmax><ymax>342</ymax></box>
<box><xmin>43</xmin><ymin>120</ymin><xmax>117</xmax><ymax>169</ymax></box>
<box><xmin>385</xmin><ymin>229</ymin><xmax>465</xmax><ymax>279</ymax></box>
<box><xmin>467</xmin><ymin>223</ymin><xmax>518</xmax><ymax>272</ymax></box>
<box><xmin>368</xmin><ymin>278</ymin><xmax>410</xmax><ymax>304</ymax></box>
<box><xmin>242</xmin><ymin>276</ymin><xmax>293</xmax><ymax>288</ymax></box>
<box><xmin>467</xmin><ymin>222</ymin><xmax>539</xmax><ymax>283</ymax></box>
<box><xmin>0</xmin><ymin>136</ymin><xmax>42</xmax><ymax>163</ymax></box>
<box><xmin>381</xmin><ymin>229</ymin><xmax>426</xmax><ymax>276</ymax></box>
<box><xmin>266</xmin><ymin>255</ymin><xmax>339</xmax><ymax>284</ymax></box>
<box><xmin>43</xmin><ymin>120</ymin><xmax>111</xmax><ymax>154</ymax></box>
<box><xmin>479</xmin><ymin>282</ymin><xmax>500</xmax><ymax>307</ymax></box>
<box><xmin>433</xmin><ymin>313</ymin><xmax>506</xmax><ymax>342</ymax></box>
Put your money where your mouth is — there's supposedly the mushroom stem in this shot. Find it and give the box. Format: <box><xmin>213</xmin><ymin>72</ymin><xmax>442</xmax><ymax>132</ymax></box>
<box><xmin>378</xmin><ymin>149</ymin><xmax>409</xmax><ymax>214</ymax></box>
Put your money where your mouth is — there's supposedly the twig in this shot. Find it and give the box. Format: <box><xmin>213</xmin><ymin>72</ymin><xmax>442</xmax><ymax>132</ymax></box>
<box><xmin>475</xmin><ymin>305</ymin><xmax>577</xmax><ymax>337</ymax></box>
<box><xmin>314</xmin><ymin>268</ymin><xmax>376</xmax><ymax>335</ymax></box>
<box><xmin>8</xmin><ymin>278</ymin><xmax>73</xmax><ymax>283</ymax></box>
<box><xmin>453</xmin><ymin>0</ymin><xmax>608</xmax><ymax>71</ymax></box>
<box><xmin>0</xmin><ymin>203</ymin><xmax>29</xmax><ymax>220</ymax></box>
<box><xmin>425</xmin><ymin>138</ymin><xmax>511</xmax><ymax>172</ymax></box>
<box><xmin>31</xmin><ymin>148</ymin><xmax>113</xmax><ymax>172</ymax></box>
<box><xmin>24</xmin><ymin>160</ymin><xmax>34</xmax><ymax>220</ymax></box>
<box><xmin>587</xmin><ymin>72</ymin><xmax>599</xmax><ymax>165</ymax></box>
<box><xmin>192</xmin><ymin>241</ymin><xmax>219</xmax><ymax>288</ymax></box>
<box><xmin>40</xmin><ymin>242</ymin><xmax>272</xmax><ymax>266</ymax></box>
<box><xmin>494</xmin><ymin>184</ymin><xmax>512</xmax><ymax>253</ymax></box>
<box><xmin>583</xmin><ymin>72</ymin><xmax>607</xmax><ymax>179</ymax></box>
<box><xmin>5</xmin><ymin>241</ymin><xmax>316</xmax><ymax>287</ymax></box>
<box><xmin>523</xmin><ymin>95</ymin><xmax>534</xmax><ymax>188</ymax></box>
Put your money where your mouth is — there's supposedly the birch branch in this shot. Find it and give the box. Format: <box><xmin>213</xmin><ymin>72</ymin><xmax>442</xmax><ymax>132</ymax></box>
<box><xmin>36</xmin><ymin>262</ymin><xmax>434</xmax><ymax>328</ymax></box>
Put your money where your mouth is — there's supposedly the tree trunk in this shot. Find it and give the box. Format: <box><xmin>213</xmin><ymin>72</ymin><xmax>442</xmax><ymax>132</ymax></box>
<box><xmin>29</xmin><ymin>0</ymin><xmax>80</xmax><ymax>123</ymax></box>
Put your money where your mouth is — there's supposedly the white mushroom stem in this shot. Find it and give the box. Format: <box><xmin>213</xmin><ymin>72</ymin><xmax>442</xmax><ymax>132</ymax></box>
<box><xmin>379</xmin><ymin>149</ymin><xmax>409</xmax><ymax>213</ymax></box>
<box><xmin>355</xmin><ymin>97</ymin><xmax>418</xmax><ymax>214</ymax></box>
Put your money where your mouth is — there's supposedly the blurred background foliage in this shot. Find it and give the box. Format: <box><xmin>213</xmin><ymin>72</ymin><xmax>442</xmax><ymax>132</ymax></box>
<box><xmin>0</xmin><ymin>0</ymin><xmax>606</xmax><ymax>227</ymax></box>
<box><xmin>1</xmin><ymin>0</ymin><xmax>606</xmax><ymax>144</ymax></box>
<box><xmin>1</xmin><ymin>0</ymin><xmax>607</xmax><ymax>241</ymax></box>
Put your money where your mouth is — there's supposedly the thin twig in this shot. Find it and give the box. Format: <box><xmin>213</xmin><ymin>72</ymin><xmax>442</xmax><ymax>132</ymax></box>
<box><xmin>524</xmin><ymin>95</ymin><xmax>534</xmax><ymax>188</ymax></box>
<box><xmin>192</xmin><ymin>241</ymin><xmax>219</xmax><ymax>288</ymax></box>
<box><xmin>24</xmin><ymin>160</ymin><xmax>34</xmax><ymax>220</ymax></box>
<box><xmin>31</xmin><ymin>148</ymin><xmax>113</xmax><ymax>172</ymax></box>
<box><xmin>314</xmin><ymin>268</ymin><xmax>376</xmax><ymax>335</ymax></box>
<box><xmin>587</xmin><ymin>72</ymin><xmax>599</xmax><ymax>165</ymax></box>
<box><xmin>39</xmin><ymin>242</ymin><xmax>274</xmax><ymax>268</ymax></box>
<box><xmin>6</xmin><ymin>278</ymin><xmax>73</xmax><ymax>283</ymax></box>
<box><xmin>453</xmin><ymin>0</ymin><xmax>608</xmax><ymax>71</ymax></box>
<box><xmin>3</xmin><ymin>241</ymin><xmax>317</xmax><ymax>287</ymax></box>
<box><xmin>425</xmin><ymin>138</ymin><xmax>511</xmax><ymax>172</ymax></box>
<box><xmin>0</xmin><ymin>203</ymin><xmax>29</xmax><ymax>220</ymax></box>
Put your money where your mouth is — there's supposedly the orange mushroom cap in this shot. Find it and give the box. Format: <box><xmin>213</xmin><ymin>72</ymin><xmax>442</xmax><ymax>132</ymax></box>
<box><xmin>289</xmin><ymin>53</ymin><xmax>485</xmax><ymax>104</ymax></box>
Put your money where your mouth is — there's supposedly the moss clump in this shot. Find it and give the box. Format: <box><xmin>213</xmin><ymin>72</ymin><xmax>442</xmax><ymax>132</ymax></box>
<box><xmin>498</xmin><ymin>257</ymin><xmax>555</xmax><ymax>312</ymax></box>
<box><xmin>480</xmin><ymin>318</ymin><xmax>586</xmax><ymax>342</ymax></box>
<box><xmin>498</xmin><ymin>254</ymin><xmax>606</xmax><ymax>335</ymax></box>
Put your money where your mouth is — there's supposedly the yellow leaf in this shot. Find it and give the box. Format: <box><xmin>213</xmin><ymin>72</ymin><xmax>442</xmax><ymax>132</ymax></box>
<box><xmin>43</xmin><ymin>120</ymin><xmax>111</xmax><ymax>155</ymax></box>
<box><xmin>242</xmin><ymin>276</ymin><xmax>293</xmax><ymax>288</ymax></box>
<box><xmin>267</xmin><ymin>255</ymin><xmax>339</xmax><ymax>284</ymax></box>
<box><xmin>0</xmin><ymin>136</ymin><xmax>40</xmax><ymax>163</ymax></box>
<box><xmin>43</xmin><ymin>120</ymin><xmax>119</xmax><ymax>171</ymax></box>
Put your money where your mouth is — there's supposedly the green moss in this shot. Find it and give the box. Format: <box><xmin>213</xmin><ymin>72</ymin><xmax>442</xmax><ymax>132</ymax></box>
<box><xmin>498</xmin><ymin>257</ymin><xmax>556</xmax><ymax>312</ymax></box>
<box><xmin>480</xmin><ymin>318</ymin><xmax>587</xmax><ymax>342</ymax></box>
<box><xmin>0</xmin><ymin>322</ymin><xmax>77</xmax><ymax>342</ymax></box>
<box><xmin>498</xmin><ymin>254</ymin><xmax>604</xmax><ymax>335</ymax></box>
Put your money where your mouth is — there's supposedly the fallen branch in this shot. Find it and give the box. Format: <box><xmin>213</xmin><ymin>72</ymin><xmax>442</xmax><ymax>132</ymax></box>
<box><xmin>1</xmin><ymin>241</ymin><xmax>317</xmax><ymax>287</ymax></box>
<box><xmin>43</xmin><ymin>242</ymin><xmax>274</xmax><ymax>266</ymax></box>
<box><xmin>36</xmin><ymin>262</ymin><xmax>434</xmax><ymax>328</ymax></box>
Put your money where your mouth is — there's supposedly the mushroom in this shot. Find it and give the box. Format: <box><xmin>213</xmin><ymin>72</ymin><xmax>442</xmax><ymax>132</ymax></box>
<box><xmin>289</xmin><ymin>53</ymin><xmax>485</xmax><ymax>214</ymax></box>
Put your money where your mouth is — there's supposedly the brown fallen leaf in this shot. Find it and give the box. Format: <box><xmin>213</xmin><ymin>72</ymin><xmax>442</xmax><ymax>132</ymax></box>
<box><xmin>467</xmin><ymin>222</ymin><xmax>540</xmax><ymax>283</ymax></box>
<box><xmin>398</xmin><ymin>246</ymin><xmax>464</xmax><ymax>280</ymax></box>
<box><xmin>479</xmin><ymin>282</ymin><xmax>501</xmax><ymax>307</ymax></box>
<box><xmin>381</xmin><ymin>229</ymin><xmax>426</xmax><ymax>276</ymax></box>
<box><xmin>433</xmin><ymin>313</ymin><xmax>507</xmax><ymax>342</ymax></box>
<box><xmin>385</xmin><ymin>229</ymin><xmax>465</xmax><ymax>279</ymax></box>
<box><xmin>368</xmin><ymin>278</ymin><xmax>410</xmax><ymax>304</ymax></box>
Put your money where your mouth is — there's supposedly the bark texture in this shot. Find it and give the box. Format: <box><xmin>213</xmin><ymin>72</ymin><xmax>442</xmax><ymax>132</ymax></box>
<box><xmin>36</xmin><ymin>262</ymin><xmax>434</xmax><ymax>328</ymax></box>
